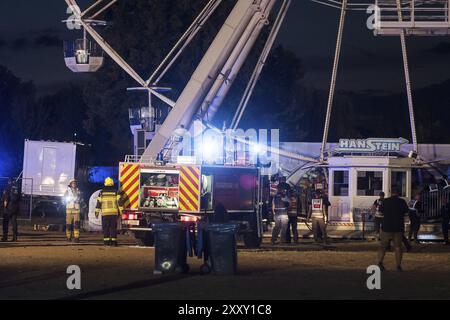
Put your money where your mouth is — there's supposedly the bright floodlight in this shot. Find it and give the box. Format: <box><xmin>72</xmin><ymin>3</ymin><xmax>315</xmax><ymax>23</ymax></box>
<box><xmin>201</xmin><ymin>130</ymin><xmax>223</xmax><ymax>164</ymax></box>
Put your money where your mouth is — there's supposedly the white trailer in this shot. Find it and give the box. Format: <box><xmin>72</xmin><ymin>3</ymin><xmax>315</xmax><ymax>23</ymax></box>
<box><xmin>22</xmin><ymin>140</ymin><xmax>78</xmax><ymax>198</ymax></box>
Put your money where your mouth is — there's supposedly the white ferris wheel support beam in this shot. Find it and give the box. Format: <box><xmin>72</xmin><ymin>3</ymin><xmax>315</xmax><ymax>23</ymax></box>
<box><xmin>397</xmin><ymin>0</ymin><xmax>419</xmax><ymax>152</ymax></box>
<box><xmin>231</xmin><ymin>0</ymin><xmax>292</xmax><ymax>129</ymax></box>
<box><xmin>81</xmin><ymin>0</ymin><xmax>104</xmax><ymax>18</ymax></box>
<box><xmin>199</xmin><ymin>0</ymin><xmax>278</xmax><ymax>121</ymax></box>
<box><xmin>142</xmin><ymin>0</ymin><xmax>274</xmax><ymax>160</ymax></box>
<box><xmin>89</xmin><ymin>0</ymin><xmax>119</xmax><ymax>20</ymax></box>
<box><xmin>320</xmin><ymin>0</ymin><xmax>348</xmax><ymax>162</ymax></box>
<box><xmin>81</xmin><ymin>20</ymin><xmax>147</xmax><ymax>86</ymax></box>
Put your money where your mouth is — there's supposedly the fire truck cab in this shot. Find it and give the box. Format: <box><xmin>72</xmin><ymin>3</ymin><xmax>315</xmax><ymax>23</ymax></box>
<box><xmin>119</xmin><ymin>159</ymin><xmax>264</xmax><ymax>248</ymax></box>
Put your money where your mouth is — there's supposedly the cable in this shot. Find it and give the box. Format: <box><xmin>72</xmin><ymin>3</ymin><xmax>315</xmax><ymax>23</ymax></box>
<box><xmin>320</xmin><ymin>0</ymin><xmax>347</xmax><ymax>162</ymax></box>
<box><xmin>147</xmin><ymin>0</ymin><xmax>223</xmax><ymax>85</ymax></box>
<box><xmin>396</xmin><ymin>0</ymin><xmax>419</xmax><ymax>152</ymax></box>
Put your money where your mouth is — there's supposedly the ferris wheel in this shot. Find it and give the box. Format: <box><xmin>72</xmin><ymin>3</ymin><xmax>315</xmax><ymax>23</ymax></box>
<box><xmin>61</xmin><ymin>0</ymin><xmax>450</xmax><ymax>165</ymax></box>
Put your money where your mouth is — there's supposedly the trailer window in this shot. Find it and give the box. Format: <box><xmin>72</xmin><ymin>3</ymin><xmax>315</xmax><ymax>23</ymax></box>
<box><xmin>333</xmin><ymin>171</ymin><xmax>349</xmax><ymax>196</ymax></box>
<box><xmin>357</xmin><ymin>171</ymin><xmax>383</xmax><ymax>196</ymax></box>
<box><xmin>391</xmin><ymin>171</ymin><xmax>407</xmax><ymax>197</ymax></box>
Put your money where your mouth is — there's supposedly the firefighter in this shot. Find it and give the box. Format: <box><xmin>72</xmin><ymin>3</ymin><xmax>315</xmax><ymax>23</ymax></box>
<box><xmin>372</xmin><ymin>192</ymin><xmax>385</xmax><ymax>239</ymax></box>
<box><xmin>408</xmin><ymin>194</ymin><xmax>422</xmax><ymax>243</ymax></box>
<box><xmin>64</xmin><ymin>179</ymin><xmax>83</xmax><ymax>243</ymax></box>
<box><xmin>271</xmin><ymin>185</ymin><xmax>290</xmax><ymax>244</ymax></box>
<box><xmin>309</xmin><ymin>189</ymin><xmax>330</xmax><ymax>245</ymax></box>
<box><xmin>2</xmin><ymin>179</ymin><xmax>20</xmax><ymax>242</ymax></box>
<box><xmin>286</xmin><ymin>189</ymin><xmax>300</xmax><ymax>243</ymax></box>
<box><xmin>96</xmin><ymin>177</ymin><xmax>123</xmax><ymax>246</ymax></box>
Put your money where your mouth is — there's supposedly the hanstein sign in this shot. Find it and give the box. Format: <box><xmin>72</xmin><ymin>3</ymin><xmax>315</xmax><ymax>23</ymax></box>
<box><xmin>335</xmin><ymin>138</ymin><xmax>408</xmax><ymax>153</ymax></box>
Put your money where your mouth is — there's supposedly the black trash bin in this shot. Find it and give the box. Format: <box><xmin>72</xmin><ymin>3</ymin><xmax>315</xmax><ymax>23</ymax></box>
<box><xmin>153</xmin><ymin>223</ymin><xmax>189</xmax><ymax>274</ymax></box>
<box><xmin>204</xmin><ymin>223</ymin><xmax>239</xmax><ymax>275</ymax></box>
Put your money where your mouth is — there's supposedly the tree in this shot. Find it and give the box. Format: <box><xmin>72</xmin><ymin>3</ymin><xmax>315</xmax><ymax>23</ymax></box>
<box><xmin>0</xmin><ymin>65</ymin><xmax>90</xmax><ymax>176</ymax></box>
<box><xmin>0</xmin><ymin>65</ymin><xmax>37</xmax><ymax>176</ymax></box>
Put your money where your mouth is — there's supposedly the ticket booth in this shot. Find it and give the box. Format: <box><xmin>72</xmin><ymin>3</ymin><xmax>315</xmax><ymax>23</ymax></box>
<box><xmin>328</xmin><ymin>156</ymin><xmax>413</xmax><ymax>225</ymax></box>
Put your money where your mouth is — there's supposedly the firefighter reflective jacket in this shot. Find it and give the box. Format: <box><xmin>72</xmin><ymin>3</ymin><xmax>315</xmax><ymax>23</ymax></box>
<box><xmin>64</xmin><ymin>187</ymin><xmax>81</xmax><ymax>210</ymax></box>
<box><xmin>95</xmin><ymin>187</ymin><xmax>123</xmax><ymax>217</ymax></box>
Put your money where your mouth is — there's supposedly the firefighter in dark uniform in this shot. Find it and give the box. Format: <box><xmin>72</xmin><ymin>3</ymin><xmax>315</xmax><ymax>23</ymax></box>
<box><xmin>441</xmin><ymin>199</ymin><xmax>450</xmax><ymax>245</ymax></box>
<box><xmin>309</xmin><ymin>189</ymin><xmax>330</xmax><ymax>245</ymax></box>
<box><xmin>408</xmin><ymin>194</ymin><xmax>422</xmax><ymax>243</ymax></box>
<box><xmin>96</xmin><ymin>177</ymin><xmax>123</xmax><ymax>246</ymax></box>
<box><xmin>271</xmin><ymin>185</ymin><xmax>290</xmax><ymax>244</ymax></box>
<box><xmin>2</xmin><ymin>179</ymin><xmax>20</xmax><ymax>242</ymax></box>
<box><xmin>286</xmin><ymin>189</ymin><xmax>300</xmax><ymax>243</ymax></box>
<box><xmin>372</xmin><ymin>192</ymin><xmax>385</xmax><ymax>239</ymax></box>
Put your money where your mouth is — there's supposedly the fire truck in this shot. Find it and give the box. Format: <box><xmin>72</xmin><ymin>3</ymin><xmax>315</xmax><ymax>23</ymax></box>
<box><xmin>63</xmin><ymin>0</ymin><xmax>314</xmax><ymax>248</ymax></box>
<box><xmin>119</xmin><ymin>160</ymin><xmax>264</xmax><ymax>247</ymax></box>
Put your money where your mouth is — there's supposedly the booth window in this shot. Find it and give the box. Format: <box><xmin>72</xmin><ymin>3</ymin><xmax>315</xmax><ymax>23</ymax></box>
<box><xmin>333</xmin><ymin>171</ymin><xmax>349</xmax><ymax>196</ymax></box>
<box><xmin>391</xmin><ymin>171</ymin><xmax>407</xmax><ymax>197</ymax></box>
<box><xmin>357</xmin><ymin>171</ymin><xmax>383</xmax><ymax>196</ymax></box>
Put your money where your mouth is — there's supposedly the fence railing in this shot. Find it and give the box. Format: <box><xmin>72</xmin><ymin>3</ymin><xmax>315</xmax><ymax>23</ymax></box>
<box><xmin>374</xmin><ymin>0</ymin><xmax>450</xmax><ymax>33</ymax></box>
<box><xmin>422</xmin><ymin>187</ymin><xmax>450</xmax><ymax>219</ymax></box>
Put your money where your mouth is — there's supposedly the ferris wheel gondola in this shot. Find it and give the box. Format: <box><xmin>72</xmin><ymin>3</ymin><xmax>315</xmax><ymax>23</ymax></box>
<box><xmin>62</xmin><ymin>1</ymin><xmax>110</xmax><ymax>73</ymax></box>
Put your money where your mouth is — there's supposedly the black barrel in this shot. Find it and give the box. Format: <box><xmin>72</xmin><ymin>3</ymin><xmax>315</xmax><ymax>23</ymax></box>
<box><xmin>205</xmin><ymin>223</ymin><xmax>239</xmax><ymax>275</ymax></box>
<box><xmin>153</xmin><ymin>223</ymin><xmax>188</xmax><ymax>274</ymax></box>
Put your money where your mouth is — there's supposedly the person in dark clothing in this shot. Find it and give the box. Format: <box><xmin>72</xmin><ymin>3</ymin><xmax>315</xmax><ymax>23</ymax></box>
<box><xmin>378</xmin><ymin>187</ymin><xmax>410</xmax><ymax>272</ymax></box>
<box><xmin>2</xmin><ymin>179</ymin><xmax>20</xmax><ymax>242</ymax></box>
<box><xmin>441</xmin><ymin>200</ymin><xmax>450</xmax><ymax>245</ymax></box>
<box><xmin>95</xmin><ymin>178</ymin><xmax>123</xmax><ymax>246</ymax></box>
<box><xmin>408</xmin><ymin>194</ymin><xmax>422</xmax><ymax>243</ymax></box>
<box><xmin>286</xmin><ymin>190</ymin><xmax>300</xmax><ymax>243</ymax></box>
<box><xmin>212</xmin><ymin>203</ymin><xmax>229</xmax><ymax>223</ymax></box>
<box><xmin>372</xmin><ymin>192</ymin><xmax>385</xmax><ymax>239</ymax></box>
<box><xmin>271</xmin><ymin>186</ymin><xmax>290</xmax><ymax>244</ymax></box>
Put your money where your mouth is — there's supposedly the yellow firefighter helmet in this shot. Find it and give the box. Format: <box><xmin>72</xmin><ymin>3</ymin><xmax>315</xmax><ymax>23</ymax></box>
<box><xmin>104</xmin><ymin>177</ymin><xmax>115</xmax><ymax>187</ymax></box>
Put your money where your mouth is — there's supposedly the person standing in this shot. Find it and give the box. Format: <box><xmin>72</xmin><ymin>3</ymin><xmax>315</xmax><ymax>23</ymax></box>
<box><xmin>372</xmin><ymin>192</ymin><xmax>385</xmax><ymax>239</ymax></box>
<box><xmin>309</xmin><ymin>190</ymin><xmax>330</xmax><ymax>245</ymax></box>
<box><xmin>64</xmin><ymin>179</ymin><xmax>83</xmax><ymax>243</ymax></box>
<box><xmin>408</xmin><ymin>194</ymin><xmax>422</xmax><ymax>243</ymax></box>
<box><xmin>377</xmin><ymin>187</ymin><xmax>410</xmax><ymax>272</ymax></box>
<box><xmin>286</xmin><ymin>190</ymin><xmax>300</xmax><ymax>244</ymax></box>
<box><xmin>441</xmin><ymin>199</ymin><xmax>450</xmax><ymax>245</ymax></box>
<box><xmin>2</xmin><ymin>179</ymin><xmax>20</xmax><ymax>242</ymax></box>
<box><xmin>95</xmin><ymin>177</ymin><xmax>123</xmax><ymax>246</ymax></box>
<box><xmin>271</xmin><ymin>186</ymin><xmax>289</xmax><ymax>245</ymax></box>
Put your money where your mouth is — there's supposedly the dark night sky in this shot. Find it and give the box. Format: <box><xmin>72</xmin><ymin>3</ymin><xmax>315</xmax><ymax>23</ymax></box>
<box><xmin>0</xmin><ymin>0</ymin><xmax>449</xmax><ymax>95</ymax></box>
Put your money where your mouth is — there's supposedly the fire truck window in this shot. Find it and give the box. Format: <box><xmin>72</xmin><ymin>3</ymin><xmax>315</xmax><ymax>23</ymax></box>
<box><xmin>333</xmin><ymin>171</ymin><xmax>349</xmax><ymax>196</ymax></box>
<box><xmin>139</xmin><ymin>172</ymin><xmax>179</xmax><ymax>209</ymax></box>
<box><xmin>201</xmin><ymin>174</ymin><xmax>213</xmax><ymax>211</ymax></box>
<box><xmin>357</xmin><ymin>171</ymin><xmax>383</xmax><ymax>196</ymax></box>
<box><xmin>391</xmin><ymin>171</ymin><xmax>407</xmax><ymax>197</ymax></box>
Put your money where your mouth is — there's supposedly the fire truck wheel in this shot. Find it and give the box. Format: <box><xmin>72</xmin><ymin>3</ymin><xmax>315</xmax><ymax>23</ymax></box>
<box><xmin>243</xmin><ymin>232</ymin><xmax>262</xmax><ymax>248</ymax></box>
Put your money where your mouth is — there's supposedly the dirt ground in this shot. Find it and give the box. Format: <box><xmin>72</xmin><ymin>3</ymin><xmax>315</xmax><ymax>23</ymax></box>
<box><xmin>0</xmin><ymin>230</ymin><xmax>449</xmax><ymax>300</ymax></box>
